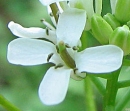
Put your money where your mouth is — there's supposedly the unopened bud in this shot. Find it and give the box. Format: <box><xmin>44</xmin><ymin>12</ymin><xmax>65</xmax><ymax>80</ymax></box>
<box><xmin>103</xmin><ymin>13</ymin><xmax>120</xmax><ymax>30</ymax></box>
<box><xmin>115</xmin><ymin>0</ymin><xmax>130</xmax><ymax>23</ymax></box>
<box><xmin>91</xmin><ymin>14</ymin><xmax>113</xmax><ymax>44</ymax></box>
<box><xmin>109</xmin><ymin>25</ymin><xmax>130</xmax><ymax>55</ymax></box>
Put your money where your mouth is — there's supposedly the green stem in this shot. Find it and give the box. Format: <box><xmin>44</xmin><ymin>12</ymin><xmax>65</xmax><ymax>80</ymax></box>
<box><xmin>117</xmin><ymin>80</ymin><xmax>130</xmax><ymax>88</ymax></box>
<box><xmin>116</xmin><ymin>89</ymin><xmax>130</xmax><ymax>111</ymax></box>
<box><xmin>85</xmin><ymin>76</ymin><xmax>97</xmax><ymax>111</ymax></box>
<box><xmin>0</xmin><ymin>94</ymin><xmax>21</xmax><ymax>111</ymax></box>
<box><xmin>103</xmin><ymin>69</ymin><xmax>121</xmax><ymax>111</ymax></box>
<box><xmin>90</xmin><ymin>75</ymin><xmax>105</xmax><ymax>95</ymax></box>
<box><xmin>50</xmin><ymin>3</ymin><xmax>59</xmax><ymax>23</ymax></box>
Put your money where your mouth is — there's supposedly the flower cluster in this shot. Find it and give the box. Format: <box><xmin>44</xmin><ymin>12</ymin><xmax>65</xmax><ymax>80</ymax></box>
<box><xmin>7</xmin><ymin>0</ymin><xmax>123</xmax><ymax>105</ymax></box>
<box><xmin>91</xmin><ymin>0</ymin><xmax>130</xmax><ymax>55</ymax></box>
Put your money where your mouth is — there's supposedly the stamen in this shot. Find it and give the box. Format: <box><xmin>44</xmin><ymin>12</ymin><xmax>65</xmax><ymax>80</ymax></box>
<box><xmin>56</xmin><ymin>11</ymin><xmax>61</xmax><ymax>18</ymax></box>
<box><xmin>45</xmin><ymin>27</ymin><xmax>49</xmax><ymax>35</ymax></box>
<box><xmin>41</xmin><ymin>19</ymin><xmax>55</xmax><ymax>31</ymax></box>
<box><xmin>72</xmin><ymin>68</ymin><xmax>86</xmax><ymax>80</ymax></box>
<box><xmin>67</xmin><ymin>1</ymin><xmax>70</xmax><ymax>7</ymax></box>
<box><xmin>65</xmin><ymin>43</ymin><xmax>71</xmax><ymax>48</ymax></box>
<box><xmin>47</xmin><ymin>53</ymin><xmax>54</xmax><ymax>62</ymax></box>
<box><xmin>81</xmin><ymin>71</ymin><xmax>87</xmax><ymax>73</ymax></box>
<box><xmin>56</xmin><ymin>2</ymin><xmax>63</xmax><ymax>13</ymax></box>
<box><xmin>73</xmin><ymin>68</ymin><xmax>78</xmax><ymax>74</ymax></box>
<box><xmin>47</xmin><ymin>6</ymin><xmax>57</xmax><ymax>26</ymax></box>
<box><xmin>73</xmin><ymin>46</ymin><xmax>79</xmax><ymax>50</ymax></box>
<box><xmin>50</xmin><ymin>12</ymin><xmax>53</xmax><ymax>17</ymax></box>
<box><xmin>71</xmin><ymin>68</ymin><xmax>85</xmax><ymax>81</ymax></box>
<box><xmin>56</xmin><ymin>45</ymin><xmax>59</xmax><ymax>53</ymax></box>
<box><xmin>55</xmin><ymin>63</ymin><xmax>64</xmax><ymax>69</ymax></box>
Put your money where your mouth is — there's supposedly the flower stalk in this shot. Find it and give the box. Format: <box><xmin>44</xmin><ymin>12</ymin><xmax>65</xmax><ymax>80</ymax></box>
<box><xmin>89</xmin><ymin>75</ymin><xmax>105</xmax><ymax>95</ymax></box>
<box><xmin>117</xmin><ymin>80</ymin><xmax>130</xmax><ymax>88</ymax></box>
<box><xmin>116</xmin><ymin>89</ymin><xmax>130</xmax><ymax>111</ymax></box>
<box><xmin>85</xmin><ymin>76</ymin><xmax>96</xmax><ymax>111</ymax></box>
<box><xmin>103</xmin><ymin>69</ymin><xmax>121</xmax><ymax>111</ymax></box>
<box><xmin>0</xmin><ymin>94</ymin><xmax>21</xmax><ymax>111</ymax></box>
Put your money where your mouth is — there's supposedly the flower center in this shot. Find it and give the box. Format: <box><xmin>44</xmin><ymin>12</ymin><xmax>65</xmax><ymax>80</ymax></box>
<box><xmin>58</xmin><ymin>41</ymin><xmax>76</xmax><ymax>69</ymax></box>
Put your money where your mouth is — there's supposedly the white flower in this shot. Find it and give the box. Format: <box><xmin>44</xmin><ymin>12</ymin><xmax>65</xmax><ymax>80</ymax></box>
<box><xmin>7</xmin><ymin>8</ymin><xmax>123</xmax><ymax>105</ymax></box>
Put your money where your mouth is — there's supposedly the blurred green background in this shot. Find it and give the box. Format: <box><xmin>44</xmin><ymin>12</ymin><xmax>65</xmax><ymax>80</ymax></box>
<box><xmin>0</xmin><ymin>0</ymin><xmax>130</xmax><ymax>111</ymax></box>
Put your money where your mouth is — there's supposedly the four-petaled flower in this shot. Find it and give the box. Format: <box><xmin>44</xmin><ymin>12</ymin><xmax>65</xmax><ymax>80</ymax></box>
<box><xmin>7</xmin><ymin>7</ymin><xmax>123</xmax><ymax>105</ymax></box>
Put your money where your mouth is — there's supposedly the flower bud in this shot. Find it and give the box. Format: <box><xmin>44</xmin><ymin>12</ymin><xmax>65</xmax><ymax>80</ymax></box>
<box><xmin>91</xmin><ymin>14</ymin><xmax>113</xmax><ymax>44</ymax></box>
<box><xmin>103</xmin><ymin>13</ymin><xmax>120</xmax><ymax>30</ymax></box>
<box><xmin>115</xmin><ymin>0</ymin><xmax>130</xmax><ymax>23</ymax></box>
<box><xmin>109</xmin><ymin>25</ymin><xmax>130</xmax><ymax>55</ymax></box>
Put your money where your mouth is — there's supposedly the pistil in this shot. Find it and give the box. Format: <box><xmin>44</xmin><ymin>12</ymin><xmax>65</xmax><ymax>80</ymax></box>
<box><xmin>58</xmin><ymin>41</ymin><xmax>76</xmax><ymax>69</ymax></box>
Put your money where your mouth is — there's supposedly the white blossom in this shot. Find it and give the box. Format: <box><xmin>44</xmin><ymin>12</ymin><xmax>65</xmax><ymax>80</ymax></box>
<box><xmin>7</xmin><ymin>8</ymin><xmax>123</xmax><ymax>105</ymax></box>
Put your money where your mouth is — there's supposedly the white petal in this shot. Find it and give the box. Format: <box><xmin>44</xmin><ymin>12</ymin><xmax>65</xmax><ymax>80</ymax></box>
<box><xmin>7</xmin><ymin>38</ymin><xmax>56</xmax><ymax>65</ymax></box>
<box><xmin>39</xmin><ymin>0</ymin><xmax>69</xmax><ymax>6</ymax></box>
<box><xmin>95</xmin><ymin>0</ymin><xmax>102</xmax><ymax>15</ymax></box>
<box><xmin>8</xmin><ymin>21</ymin><xmax>57</xmax><ymax>43</ymax></box>
<box><xmin>38</xmin><ymin>67</ymin><xmax>72</xmax><ymax>105</ymax></box>
<box><xmin>75</xmin><ymin>45</ymin><xmax>123</xmax><ymax>73</ymax></box>
<box><xmin>110</xmin><ymin>0</ymin><xmax>117</xmax><ymax>14</ymax></box>
<box><xmin>49</xmin><ymin>53</ymin><xmax>65</xmax><ymax>65</ymax></box>
<box><xmin>83</xmin><ymin>0</ymin><xmax>94</xmax><ymax>30</ymax></box>
<box><xmin>70</xmin><ymin>0</ymin><xmax>94</xmax><ymax>30</ymax></box>
<box><xmin>56</xmin><ymin>8</ymin><xmax>86</xmax><ymax>47</ymax></box>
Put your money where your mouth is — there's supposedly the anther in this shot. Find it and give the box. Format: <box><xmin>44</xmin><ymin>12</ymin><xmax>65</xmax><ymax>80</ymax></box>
<box><xmin>56</xmin><ymin>45</ymin><xmax>59</xmax><ymax>53</ymax></box>
<box><xmin>50</xmin><ymin>12</ymin><xmax>53</xmax><ymax>17</ymax></box>
<box><xmin>55</xmin><ymin>63</ymin><xmax>64</xmax><ymax>69</ymax></box>
<box><xmin>71</xmin><ymin>68</ymin><xmax>85</xmax><ymax>81</ymax></box>
<box><xmin>41</xmin><ymin>19</ymin><xmax>55</xmax><ymax>31</ymax></box>
<box><xmin>81</xmin><ymin>71</ymin><xmax>87</xmax><ymax>73</ymax></box>
<box><xmin>45</xmin><ymin>27</ymin><xmax>49</xmax><ymax>35</ymax></box>
<box><xmin>73</xmin><ymin>46</ymin><xmax>79</xmax><ymax>50</ymax></box>
<box><xmin>47</xmin><ymin>53</ymin><xmax>54</xmax><ymax>62</ymax></box>
<box><xmin>65</xmin><ymin>43</ymin><xmax>71</xmax><ymax>48</ymax></box>
<box><xmin>73</xmin><ymin>68</ymin><xmax>78</xmax><ymax>74</ymax></box>
<box><xmin>72</xmin><ymin>69</ymin><xmax>86</xmax><ymax>80</ymax></box>
<box><xmin>56</xmin><ymin>11</ymin><xmax>61</xmax><ymax>18</ymax></box>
